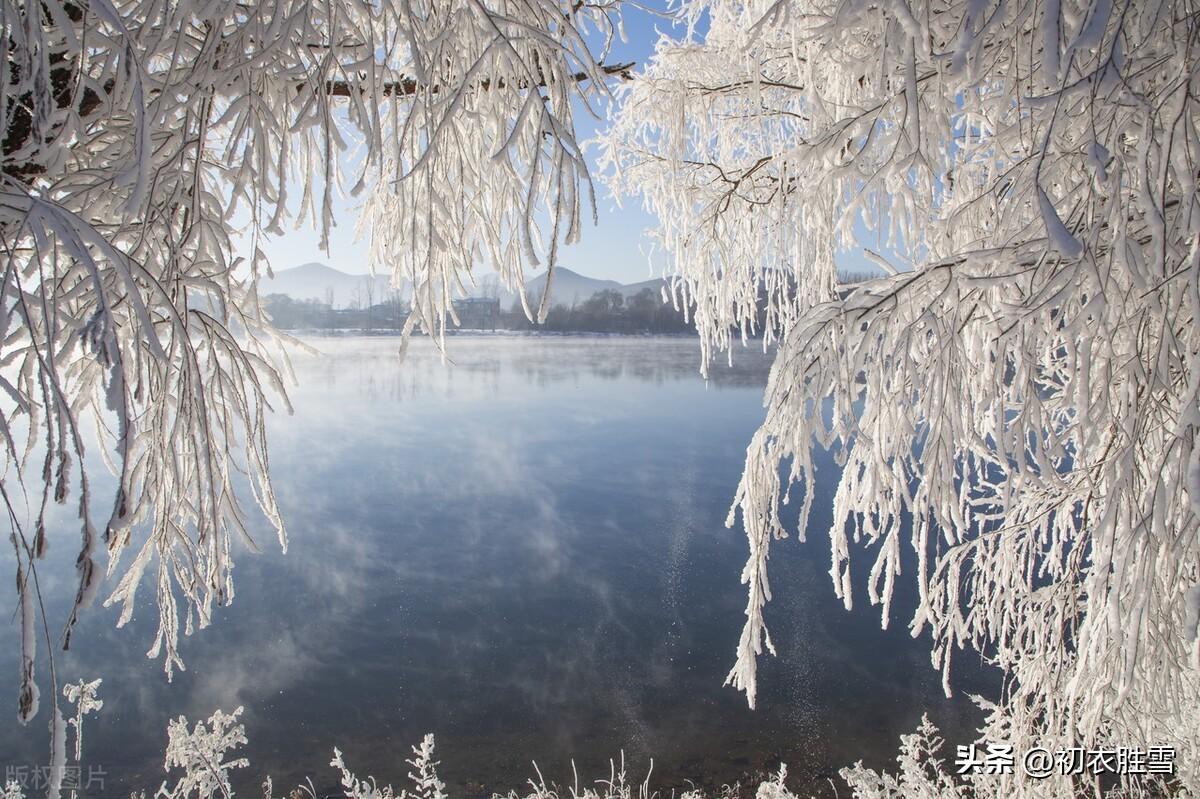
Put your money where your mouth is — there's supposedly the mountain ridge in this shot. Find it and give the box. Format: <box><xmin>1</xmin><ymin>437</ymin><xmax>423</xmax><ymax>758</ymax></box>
<box><xmin>261</xmin><ymin>262</ymin><xmax>670</xmax><ymax>308</ymax></box>
<box><xmin>259</xmin><ymin>262</ymin><xmax>394</xmax><ymax>308</ymax></box>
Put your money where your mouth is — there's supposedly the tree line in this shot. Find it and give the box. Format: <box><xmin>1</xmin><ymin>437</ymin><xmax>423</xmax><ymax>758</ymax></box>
<box><xmin>263</xmin><ymin>287</ymin><xmax>695</xmax><ymax>334</ymax></box>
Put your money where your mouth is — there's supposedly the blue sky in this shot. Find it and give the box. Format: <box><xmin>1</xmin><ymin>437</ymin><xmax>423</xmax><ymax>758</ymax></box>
<box><xmin>251</xmin><ymin>4</ymin><xmax>682</xmax><ymax>284</ymax></box>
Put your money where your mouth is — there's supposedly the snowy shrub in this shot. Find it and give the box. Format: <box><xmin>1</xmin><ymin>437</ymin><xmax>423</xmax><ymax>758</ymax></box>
<box><xmin>329</xmin><ymin>735</ymin><xmax>446</xmax><ymax>799</ymax></box>
<box><xmin>140</xmin><ymin>714</ymin><xmax>719</xmax><ymax>799</ymax></box>
<box><xmin>63</xmin><ymin>679</ymin><xmax>103</xmax><ymax>764</ymax></box>
<box><xmin>839</xmin><ymin>717</ymin><xmax>967</xmax><ymax>799</ymax></box>
<box><xmin>158</xmin><ymin>707</ymin><xmax>249</xmax><ymax>799</ymax></box>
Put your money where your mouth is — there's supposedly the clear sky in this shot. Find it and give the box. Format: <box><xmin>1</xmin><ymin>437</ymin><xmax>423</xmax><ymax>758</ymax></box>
<box><xmin>250</xmin><ymin>4</ymin><xmax>682</xmax><ymax>285</ymax></box>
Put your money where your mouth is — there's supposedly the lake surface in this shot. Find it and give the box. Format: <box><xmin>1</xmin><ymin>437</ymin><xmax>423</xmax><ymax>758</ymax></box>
<box><xmin>0</xmin><ymin>336</ymin><xmax>988</xmax><ymax>797</ymax></box>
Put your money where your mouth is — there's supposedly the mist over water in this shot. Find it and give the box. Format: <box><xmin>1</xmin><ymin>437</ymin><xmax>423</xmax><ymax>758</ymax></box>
<box><xmin>0</xmin><ymin>337</ymin><xmax>987</xmax><ymax>797</ymax></box>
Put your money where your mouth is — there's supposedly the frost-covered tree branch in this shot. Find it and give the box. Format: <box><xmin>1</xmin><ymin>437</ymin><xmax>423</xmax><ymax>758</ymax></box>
<box><xmin>1</xmin><ymin>0</ymin><xmax>627</xmax><ymax>732</ymax></box>
<box><xmin>599</xmin><ymin>0</ymin><xmax>1200</xmax><ymax>794</ymax></box>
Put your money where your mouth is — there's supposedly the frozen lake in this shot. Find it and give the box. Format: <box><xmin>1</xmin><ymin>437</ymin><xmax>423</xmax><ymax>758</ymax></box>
<box><xmin>0</xmin><ymin>336</ymin><xmax>987</xmax><ymax>797</ymax></box>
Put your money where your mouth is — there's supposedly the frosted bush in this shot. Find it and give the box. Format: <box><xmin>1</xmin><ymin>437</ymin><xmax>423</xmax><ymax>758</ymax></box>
<box><xmin>838</xmin><ymin>717</ymin><xmax>967</xmax><ymax>799</ymax></box>
<box><xmin>62</xmin><ymin>678</ymin><xmax>103</xmax><ymax>799</ymax></box>
<box><xmin>59</xmin><ymin>705</ymin><xmax>1185</xmax><ymax>799</ymax></box>
<box><xmin>330</xmin><ymin>735</ymin><xmax>446</xmax><ymax>799</ymax></box>
<box><xmin>144</xmin><ymin>710</ymin><xmax>1107</xmax><ymax>799</ymax></box>
<box><xmin>159</xmin><ymin>707</ymin><xmax>249</xmax><ymax>799</ymax></box>
<box><xmin>137</xmin><ymin>714</ymin><xmax>732</xmax><ymax>799</ymax></box>
<box><xmin>63</xmin><ymin>679</ymin><xmax>103</xmax><ymax>764</ymax></box>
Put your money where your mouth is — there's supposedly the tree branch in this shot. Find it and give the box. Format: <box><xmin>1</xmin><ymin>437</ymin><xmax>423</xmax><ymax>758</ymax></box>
<box><xmin>4</xmin><ymin>61</ymin><xmax>636</xmax><ymax>181</ymax></box>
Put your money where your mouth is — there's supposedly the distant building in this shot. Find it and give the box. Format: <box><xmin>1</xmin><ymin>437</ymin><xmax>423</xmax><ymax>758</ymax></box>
<box><xmin>451</xmin><ymin>297</ymin><xmax>500</xmax><ymax>330</ymax></box>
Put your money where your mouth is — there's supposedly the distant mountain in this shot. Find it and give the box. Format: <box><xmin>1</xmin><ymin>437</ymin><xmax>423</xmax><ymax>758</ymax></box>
<box><xmin>261</xmin><ymin>262</ymin><xmax>674</xmax><ymax>309</ymax></box>
<box><xmin>504</xmin><ymin>267</ymin><xmax>621</xmax><ymax>308</ymax></box>
<box><xmin>258</xmin><ymin>262</ymin><xmax>394</xmax><ymax>308</ymax></box>
<box><xmin>498</xmin><ymin>267</ymin><xmax>671</xmax><ymax>308</ymax></box>
<box><xmin>619</xmin><ymin>276</ymin><xmax>673</xmax><ymax>299</ymax></box>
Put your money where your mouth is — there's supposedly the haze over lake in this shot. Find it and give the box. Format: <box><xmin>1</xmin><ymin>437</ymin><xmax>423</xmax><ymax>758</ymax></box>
<box><xmin>0</xmin><ymin>337</ymin><xmax>985</xmax><ymax>797</ymax></box>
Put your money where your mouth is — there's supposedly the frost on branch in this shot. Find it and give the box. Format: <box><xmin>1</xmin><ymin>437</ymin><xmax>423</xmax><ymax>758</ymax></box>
<box><xmin>159</xmin><ymin>707</ymin><xmax>249</xmax><ymax>799</ymax></box>
<box><xmin>1</xmin><ymin>0</ymin><xmax>627</xmax><ymax>721</ymax></box>
<box><xmin>331</xmin><ymin>733</ymin><xmax>447</xmax><ymax>799</ymax></box>
<box><xmin>838</xmin><ymin>716</ymin><xmax>966</xmax><ymax>799</ymax></box>
<box><xmin>353</xmin><ymin>0</ymin><xmax>630</xmax><ymax>342</ymax></box>
<box><xmin>63</xmin><ymin>678</ymin><xmax>103</xmax><ymax>763</ymax></box>
<box><xmin>600</xmin><ymin>0</ymin><xmax>1200</xmax><ymax>793</ymax></box>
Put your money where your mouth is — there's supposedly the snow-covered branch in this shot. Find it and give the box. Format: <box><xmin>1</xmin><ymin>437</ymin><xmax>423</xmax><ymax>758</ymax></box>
<box><xmin>600</xmin><ymin>0</ymin><xmax>1200</xmax><ymax>793</ymax></box>
<box><xmin>1</xmin><ymin>0</ymin><xmax>625</xmax><ymax>723</ymax></box>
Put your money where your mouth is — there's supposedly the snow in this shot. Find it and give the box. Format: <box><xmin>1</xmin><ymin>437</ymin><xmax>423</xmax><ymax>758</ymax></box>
<box><xmin>5</xmin><ymin>0</ymin><xmax>1200</xmax><ymax>796</ymax></box>
<box><xmin>3</xmin><ymin>0</ymin><xmax>622</xmax><ymax>721</ymax></box>
<box><xmin>599</xmin><ymin>0</ymin><xmax>1200</xmax><ymax>792</ymax></box>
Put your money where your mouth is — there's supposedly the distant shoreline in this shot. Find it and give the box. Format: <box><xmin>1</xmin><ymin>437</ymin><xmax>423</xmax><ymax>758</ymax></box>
<box><xmin>282</xmin><ymin>328</ymin><xmax>701</xmax><ymax>338</ymax></box>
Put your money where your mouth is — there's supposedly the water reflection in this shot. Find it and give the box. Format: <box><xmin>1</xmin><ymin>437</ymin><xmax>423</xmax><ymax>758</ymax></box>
<box><xmin>0</xmin><ymin>336</ymin><xmax>987</xmax><ymax>798</ymax></box>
